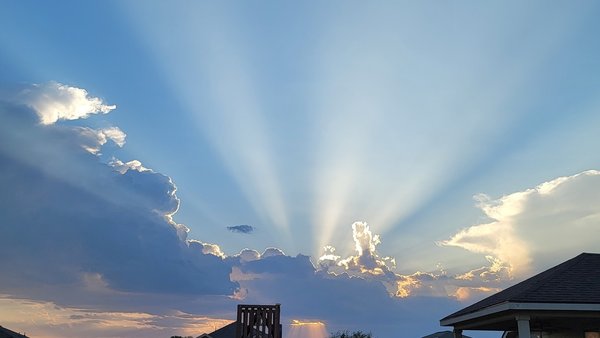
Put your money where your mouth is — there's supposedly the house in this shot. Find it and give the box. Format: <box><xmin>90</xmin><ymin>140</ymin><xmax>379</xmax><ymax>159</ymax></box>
<box><xmin>0</xmin><ymin>325</ymin><xmax>28</xmax><ymax>338</ymax></box>
<box><xmin>440</xmin><ymin>253</ymin><xmax>600</xmax><ymax>338</ymax></box>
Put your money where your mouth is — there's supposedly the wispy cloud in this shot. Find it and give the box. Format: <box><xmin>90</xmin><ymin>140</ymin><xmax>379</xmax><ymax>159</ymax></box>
<box><xmin>0</xmin><ymin>296</ymin><xmax>233</xmax><ymax>338</ymax></box>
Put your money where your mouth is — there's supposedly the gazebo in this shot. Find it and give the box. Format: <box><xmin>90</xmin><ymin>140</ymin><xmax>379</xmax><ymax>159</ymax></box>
<box><xmin>440</xmin><ymin>253</ymin><xmax>600</xmax><ymax>338</ymax></box>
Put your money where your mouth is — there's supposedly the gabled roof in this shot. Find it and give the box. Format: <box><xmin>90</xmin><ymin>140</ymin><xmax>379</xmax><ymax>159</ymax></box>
<box><xmin>0</xmin><ymin>326</ymin><xmax>28</xmax><ymax>338</ymax></box>
<box><xmin>443</xmin><ymin>252</ymin><xmax>600</xmax><ymax>322</ymax></box>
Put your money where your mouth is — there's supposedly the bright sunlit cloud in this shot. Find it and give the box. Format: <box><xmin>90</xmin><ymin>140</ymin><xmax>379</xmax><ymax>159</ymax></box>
<box><xmin>15</xmin><ymin>81</ymin><xmax>116</xmax><ymax>125</ymax></box>
<box><xmin>441</xmin><ymin>170</ymin><xmax>600</xmax><ymax>277</ymax></box>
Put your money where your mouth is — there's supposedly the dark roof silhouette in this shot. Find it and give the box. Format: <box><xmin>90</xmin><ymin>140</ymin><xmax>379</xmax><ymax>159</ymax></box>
<box><xmin>0</xmin><ymin>326</ymin><xmax>28</xmax><ymax>338</ymax></box>
<box><xmin>422</xmin><ymin>331</ymin><xmax>472</xmax><ymax>338</ymax></box>
<box><xmin>198</xmin><ymin>322</ymin><xmax>236</xmax><ymax>338</ymax></box>
<box><xmin>197</xmin><ymin>321</ymin><xmax>273</xmax><ymax>338</ymax></box>
<box><xmin>442</xmin><ymin>252</ymin><xmax>600</xmax><ymax>321</ymax></box>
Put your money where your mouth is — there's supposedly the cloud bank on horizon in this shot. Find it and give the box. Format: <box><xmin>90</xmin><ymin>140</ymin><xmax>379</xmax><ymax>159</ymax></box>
<box><xmin>1</xmin><ymin>82</ymin><xmax>599</xmax><ymax>337</ymax></box>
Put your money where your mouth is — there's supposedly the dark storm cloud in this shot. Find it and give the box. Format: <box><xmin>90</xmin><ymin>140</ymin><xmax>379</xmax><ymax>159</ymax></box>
<box><xmin>226</xmin><ymin>224</ymin><xmax>254</xmax><ymax>234</ymax></box>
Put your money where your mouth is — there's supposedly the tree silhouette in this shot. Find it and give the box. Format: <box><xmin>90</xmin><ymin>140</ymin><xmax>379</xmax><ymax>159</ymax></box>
<box><xmin>329</xmin><ymin>330</ymin><xmax>373</xmax><ymax>338</ymax></box>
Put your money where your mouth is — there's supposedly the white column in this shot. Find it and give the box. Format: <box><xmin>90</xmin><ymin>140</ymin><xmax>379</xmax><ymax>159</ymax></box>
<box><xmin>453</xmin><ymin>329</ymin><xmax>463</xmax><ymax>338</ymax></box>
<box><xmin>516</xmin><ymin>315</ymin><xmax>531</xmax><ymax>338</ymax></box>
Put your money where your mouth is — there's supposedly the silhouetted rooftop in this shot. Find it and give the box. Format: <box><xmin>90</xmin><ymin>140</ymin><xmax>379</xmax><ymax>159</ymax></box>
<box><xmin>198</xmin><ymin>322</ymin><xmax>236</xmax><ymax>338</ymax></box>
<box><xmin>0</xmin><ymin>325</ymin><xmax>28</xmax><ymax>338</ymax></box>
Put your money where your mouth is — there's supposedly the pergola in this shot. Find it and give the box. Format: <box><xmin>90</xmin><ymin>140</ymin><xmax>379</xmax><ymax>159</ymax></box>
<box><xmin>440</xmin><ymin>253</ymin><xmax>600</xmax><ymax>338</ymax></box>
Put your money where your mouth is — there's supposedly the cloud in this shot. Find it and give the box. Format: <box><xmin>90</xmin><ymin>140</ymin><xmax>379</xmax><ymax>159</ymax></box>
<box><xmin>109</xmin><ymin>158</ymin><xmax>150</xmax><ymax>174</ymax></box>
<box><xmin>314</xmin><ymin>222</ymin><xmax>513</xmax><ymax>302</ymax></box>
<box><xmin>230</xmin><ymin>249</ymin><xmax>462</xmax><ymax>337</ymax></box>
<box><xmin>74</xmin><ymin>126</ymin><xmax>127</xmax><ymax>154</ymax></box>
<box><xmin>0</xmin><ymin>96</ymin><xmax>237</xmax><ymax>302</ymax></box>
<box><xmin>189</xmin><ymin>240</ymin><xmax>226</xmax><ymax>259</ymax></box>
<box><xmin>440</xmin><ymin>170</ymin><xmax>600</xmax><ymax>277</ymax></box>
<box><xmin>7</xmin><ymin>82</ymin><xmax>587</xmax><ymax>338</ymax></box>
<box><xmin>0</xmin><ymin>296</ymin><xmax>233</xmax><ymax>338</ymax></box>
<box><xmin>0</xmin><ymin>84</ymin><xmax>466</xmax><ymax>338</ymax></box>
<box><xmin>15</xmin><ymin>81</ymin><xmax>116</xmax><ymax>124</ymax></box>
<box><xmin>261</xmin><ymin>247</ymin><xmax>286</xmax><ymax>258</ymax></box>
<box><xmin>318</xmin><ymin>222</ymin><xmax>396</xmax><ymax>279</ymax></box>
<box><xmin>226</xmin><ymin>224</ymin><xmax>254</xmax><ymax>234</ymax></box>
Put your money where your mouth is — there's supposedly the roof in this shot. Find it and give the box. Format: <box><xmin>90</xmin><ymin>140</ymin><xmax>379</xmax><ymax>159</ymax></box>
<box><xmin>198</xmin><ymin>322</ymin><xmax>236</xmax><ymax>338</ymax></box>
<box><xmin>422</xmin><ymin>331</ymin><xmax>472</xmax><ymax>338</ymax></box>
<box><xmin>442</xmin><ymin>252</ymin><xmax>600</xmax><ymax>322</ymax></box>
<box><xmin>198</xmin><ymin>322</ymin><xmax>273</xmax><ymax>338</ymax></box>
<box><xmin>0</xmin><ymin>326</ymin><xmax>28</xmax><ymax>338</ymax></box>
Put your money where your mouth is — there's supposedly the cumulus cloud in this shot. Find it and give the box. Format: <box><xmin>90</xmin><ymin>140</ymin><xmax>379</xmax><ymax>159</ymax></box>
<box><xmin>314</xmin><ymin>222</ymin><xmax>512</xmax><ymax>301</ymax></box>
<box><xmin>440</xmin><ymin>170</ymin><xmax>600</xmax><ymax>277</ymax></box>
<box><xmin>226</xmin><ymin>224</ymin><xmax>254</xmax><ymax>234</ymax></box>
<box><xmin>0</xmin><ymin>94</ymin><xmax>237</xmax><ymax>302</ymax></box>
<box><xmin>14</xmin><ymin>81</ymin><xmax>116</xmax><ymax>124</ymax></box>
<box><xmin>230</xmin><ymin>246</ymin><xmax>461</xmax><ymax>337</ymax></box>
<box><xmin>318</xmin><ymin>222</ymin><xmax>396</xmax><ymax>277</ymax></box>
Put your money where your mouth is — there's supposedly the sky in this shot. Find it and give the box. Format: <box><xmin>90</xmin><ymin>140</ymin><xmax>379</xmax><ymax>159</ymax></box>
<box><xmin>1</xmin><ymin>1</ymin><xmax>600</xmax><ymax>337</ymax></box>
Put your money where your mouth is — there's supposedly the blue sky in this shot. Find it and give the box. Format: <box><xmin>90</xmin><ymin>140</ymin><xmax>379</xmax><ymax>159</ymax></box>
<box><xmin>1</xmin><ymin>1</ymin><xmax>600</xmax><ymax>337</ymax></box>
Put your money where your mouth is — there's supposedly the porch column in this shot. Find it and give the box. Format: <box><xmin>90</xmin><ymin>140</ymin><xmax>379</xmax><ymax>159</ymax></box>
<box><xmin>453</xmin><ymin>329</ymin><xmax>463</xmax><ymax>338</ymax></box>
<box><xmin>516</xmin><ymin>315</ymin><xmax>531</xmax><ymax>338</ymax></box>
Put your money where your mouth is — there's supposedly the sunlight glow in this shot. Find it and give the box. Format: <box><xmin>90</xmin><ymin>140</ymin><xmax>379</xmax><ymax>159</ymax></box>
<box><xmin>120</xmin><ymin>2</ymin><xmax>583</xmax><ymax>260</ymax></box>
<box><xmin>288</xmin><ymin>320</ymin><xmax>328</xmax><ymax>338</ymax></box>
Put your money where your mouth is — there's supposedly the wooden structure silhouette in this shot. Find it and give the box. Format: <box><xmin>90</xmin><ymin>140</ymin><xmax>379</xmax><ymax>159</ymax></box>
<box><xmin>235</xmin><ymin>304</ymin><xmax>281</xmax><ymax>338</ymax></box>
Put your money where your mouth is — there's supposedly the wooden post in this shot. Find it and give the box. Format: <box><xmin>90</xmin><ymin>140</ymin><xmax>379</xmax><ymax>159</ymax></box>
<box><xmin>453</xmin><ymin>329</ymin><xmax>463</xmax><ymax>338</ymax></box>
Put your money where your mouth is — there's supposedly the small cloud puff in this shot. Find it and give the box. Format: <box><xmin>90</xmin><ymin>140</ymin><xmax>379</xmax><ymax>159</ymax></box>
<box><xmin>226</xmin><ymin>224</ymin><xmax>254</xmax><ymax>234</ymax></box>
<box><xmin>17</xmin><ymin>81</ymin><xmax>116</xmax><ymax>125</ymax></box>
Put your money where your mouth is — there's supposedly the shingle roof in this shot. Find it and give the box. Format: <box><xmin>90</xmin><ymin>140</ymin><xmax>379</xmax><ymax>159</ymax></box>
<box><xmin>443</xmin><ymin>252</ymin><xmax>600</xmax><ymax>321</ymax></box>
